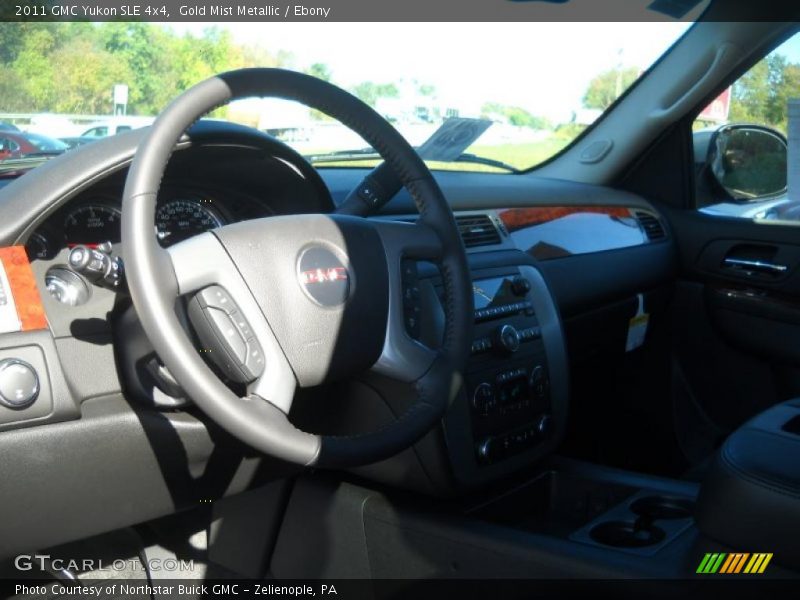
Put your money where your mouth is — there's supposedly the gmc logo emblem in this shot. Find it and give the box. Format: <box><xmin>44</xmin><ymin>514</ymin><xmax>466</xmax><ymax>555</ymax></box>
<box><xmin>300</xmin><ymin>267</ymin><xmax>349</xmax><ymax>284</ymax></box>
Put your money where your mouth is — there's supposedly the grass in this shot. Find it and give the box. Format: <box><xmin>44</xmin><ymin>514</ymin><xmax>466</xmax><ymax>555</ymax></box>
<box><xmin>465</xmin><ymin>138</ymin><xmax>573</xmax><ymax>170</ymax></box>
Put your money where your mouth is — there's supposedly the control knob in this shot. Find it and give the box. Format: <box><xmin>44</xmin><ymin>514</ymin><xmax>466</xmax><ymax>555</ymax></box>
<box><xmin>511</xmin><ymin>276</ymin><xmax>531</xmax><ymax>297</ymax></box>
<box><xmin>494</xmin><ymin>324</ymin><xmax>520</xmax><ymax>354</ymax></box>
<box><xmin>472</xmin><ymin>382</ymin><xmax>495</xmax><ymax>415</ymax></box>
<box><xmin>0</xmin><ymin>359</ymin><xmax>39</xmax><ymax>409</ymax></box>
<box><xmin>537</xmin><ymin>414</ymin><xmax>551</xmax><ymax>435</ymax></box>
<box><xmin>477</xmin><ymin>437</ymin><xmax>494</xmax><ymax>463</ymax></box>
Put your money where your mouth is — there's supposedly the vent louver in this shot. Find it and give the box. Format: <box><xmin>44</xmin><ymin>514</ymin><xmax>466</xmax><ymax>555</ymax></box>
<box><xmin>634</xmin><ymin>211</ymin><xmax>666</xmax><ymax>241</ymax></box>
<box><xmin>455</xmin><ymin>214</ymin><xmax>502</xmax><ymax>248</ymax></box>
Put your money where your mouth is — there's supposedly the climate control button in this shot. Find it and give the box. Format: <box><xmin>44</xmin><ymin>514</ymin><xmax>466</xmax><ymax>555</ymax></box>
<box><xmin>472</xmin><ymin>382</ymin><xmax>496</xmax><ymax>415</ymax></box>
<box><xmin>529</xmin><ymin>365</ymin><xmax>548</xmax><ymax>400</ymax></box>
<box><xmin>476</xmin><ymin>437</ymin><xmax>495</xmax><ymax>463</ymax></box>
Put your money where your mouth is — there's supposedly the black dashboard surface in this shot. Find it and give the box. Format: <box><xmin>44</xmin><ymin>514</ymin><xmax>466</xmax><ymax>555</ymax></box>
<box><xmin>20</xmin><ymin>147</ymin><xmax>676</xmax><ymax>322</ymax></box>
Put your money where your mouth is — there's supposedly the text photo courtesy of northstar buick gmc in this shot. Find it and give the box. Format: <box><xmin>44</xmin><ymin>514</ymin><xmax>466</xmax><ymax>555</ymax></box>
<box><xmin>0</xmin><ymin>1</ymin><xmax>799</xmax><ymax>595</ymax></box>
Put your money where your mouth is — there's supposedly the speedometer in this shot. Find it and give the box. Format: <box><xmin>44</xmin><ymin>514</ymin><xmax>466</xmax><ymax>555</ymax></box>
<box><xmin>156</xmin><ymin>199</ymin><xmax>224</xmax><ymax>246</ymax></box>
<box><xmin>63</xmin><ymin>205</ymin><xmax>121</xmax><ymax>247</ymax></box>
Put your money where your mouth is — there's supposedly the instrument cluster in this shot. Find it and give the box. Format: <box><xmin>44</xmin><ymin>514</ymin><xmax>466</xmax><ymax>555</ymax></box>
<box><xmin>26</xmin><ymin>188</ymin><xmax>247</xmax><ymax>260</ymax></box>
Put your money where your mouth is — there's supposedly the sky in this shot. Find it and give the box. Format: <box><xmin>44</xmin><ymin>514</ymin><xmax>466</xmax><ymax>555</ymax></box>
<box><xmin>164</xmin><ymin>22</ymin><xmax>694</xmax><ymax>123</ymax></box>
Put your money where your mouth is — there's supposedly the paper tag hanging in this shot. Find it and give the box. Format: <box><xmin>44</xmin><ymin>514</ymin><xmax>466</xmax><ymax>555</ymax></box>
<box><xmin>625</xmin><ymin>293</ymin><xmax>649</xmax><ymax>352</ymax></box>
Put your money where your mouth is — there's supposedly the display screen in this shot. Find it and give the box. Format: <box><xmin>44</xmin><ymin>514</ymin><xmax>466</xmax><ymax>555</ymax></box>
<box><xmin>472</xmin><ymin>276</ymin><xmax>517</xmax><ymax>310</ymax></box>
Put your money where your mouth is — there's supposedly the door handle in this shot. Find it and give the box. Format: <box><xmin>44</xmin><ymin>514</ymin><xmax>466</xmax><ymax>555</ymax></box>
<box><xmin>722</xmin><ymin>257</ymin><xmax>789</xmax><ymax>275</ymax></box>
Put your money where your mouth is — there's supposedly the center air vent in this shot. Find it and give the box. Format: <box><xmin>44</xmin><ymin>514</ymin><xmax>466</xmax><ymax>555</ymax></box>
<box><xmin>634</xmin><ymin>211</ymin><xmax>666</xmax><ymax>241</ymax></box>
<box><xmin>455</xmin><ymin>214</ymin><xmax>502</xmax><ymax>248</ymax></box>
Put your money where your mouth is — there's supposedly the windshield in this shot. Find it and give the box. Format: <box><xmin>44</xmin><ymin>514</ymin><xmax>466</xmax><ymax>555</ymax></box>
<box><xmin>0</xmin><ymin>21</ymin><xmax>691</xmax><ymax>173</ymax></box>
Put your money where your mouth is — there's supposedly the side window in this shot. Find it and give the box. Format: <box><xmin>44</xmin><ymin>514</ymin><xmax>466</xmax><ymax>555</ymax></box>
<box><xmin>84</xmin><ymin>126</ymin><xmax>108</xmax><ymax>138</ymax></box>
<box><xmin>116</xmin><ymin>126</ymin><xmax>132</xmax><ymax>133</ymax></box>
<box><xmin>694</xmin><ymin>32</ymin><xmax>800</xmax><ymax>223</ymax></box>
<box><xmin>0</xmin><ymin>138</ymin><xmax>19</xmax><ymax>153</ymax></box>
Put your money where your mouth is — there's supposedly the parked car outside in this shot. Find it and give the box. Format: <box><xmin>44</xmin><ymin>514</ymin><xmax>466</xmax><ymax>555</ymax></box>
<box><xmin>0</xmin><ymin>131</ymin><xmax>68</xmax><ymax>159</ymax></box>
<box><xmin>80</xmin><ymin>117</ymin><xmax>153</xmax><ymax>138</ymax></box>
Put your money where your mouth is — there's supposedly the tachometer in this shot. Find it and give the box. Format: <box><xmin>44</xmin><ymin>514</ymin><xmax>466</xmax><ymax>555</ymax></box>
<box><xmin>63</xmin><ymin>205</ymin><xmax>121</xmax><ymax>247</ymax></box>
<box><xmin>156</xmin><ymin>199</ymin><xmax>224</xmax><ymax>246</ymax></box>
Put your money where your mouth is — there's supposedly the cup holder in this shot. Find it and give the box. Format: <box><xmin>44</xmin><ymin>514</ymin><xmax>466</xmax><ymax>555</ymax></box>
<box><xmin>573</xmin><ymin>492</ymin><xmax>695</xmax><ymax>553</ymax></box>
<box><xmin>630</xmin><ymin>495</ymin><xmax>694</xmax><ymax>520</ymax></box>
<box><xmin>589</xmin><ymin>520</ymin><xmax>666</xmax><ymax>548</ymax></box>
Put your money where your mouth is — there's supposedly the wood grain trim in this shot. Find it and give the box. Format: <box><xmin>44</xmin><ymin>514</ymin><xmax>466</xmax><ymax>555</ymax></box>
<box><xmin>498</xmin><ymin>206</ymin><xmax>633</xmax><ymax>232</ymax></box>
<box><xmin>0</xmin><ymin>246</ymin><xmax>47</xmax><ymax>331</ymax></box>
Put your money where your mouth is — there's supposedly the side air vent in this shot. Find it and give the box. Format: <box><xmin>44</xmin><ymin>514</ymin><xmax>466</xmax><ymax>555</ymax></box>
<box><xmin>634</xmin><ymin>211</ymin><xmax>666</xmax><ymax>241</ymax></box>
<box><xmin>455</xmin><ymin>214</ymin><xmax>502</xmax><ymax>248</ymax></box>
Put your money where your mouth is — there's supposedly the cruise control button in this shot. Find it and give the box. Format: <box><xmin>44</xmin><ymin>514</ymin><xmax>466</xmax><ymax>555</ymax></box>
<box><xmin>196</xmin><ymin>285</ymin><xmax>238</xmax><ymax>315</ymax></box>
<box><xmin>206</xmin><ymin>307</ymin><xmax>248</xmax><ymax>363</ymax></box>
<box><xmin>232</xmin><ymin>314</ymin><xmax>254</xmax><ymax>340</ymax></box>
<box><xmin>243</xmin><ymin>339</ymin><xmax>266</xmax><ymax>379</ymax></box>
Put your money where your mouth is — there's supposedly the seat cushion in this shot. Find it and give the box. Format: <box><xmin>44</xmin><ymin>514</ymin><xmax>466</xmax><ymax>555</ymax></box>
<box><xmin>696</xmin><ymin>399</ymin><xmax>800</xmax><ymax>571</ymax></box>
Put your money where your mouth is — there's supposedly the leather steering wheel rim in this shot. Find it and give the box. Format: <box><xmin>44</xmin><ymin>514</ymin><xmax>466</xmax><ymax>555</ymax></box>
<box><xmin>121</xmin><ymin>68</ymin><xmax>472</xmax><ymax>468</ymax></box>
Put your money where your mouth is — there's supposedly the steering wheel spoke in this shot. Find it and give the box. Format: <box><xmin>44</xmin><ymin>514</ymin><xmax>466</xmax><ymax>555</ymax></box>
<box><xmin>371</xmin><ymin>218</ymin><xmax>443</xmax><ymax>261</ymax></box>
<box><xmin>167</xmin><ymin>232</ymin><xmax>297</xmax><ymax>413</ymax></box>
<box><xmin>370</xmin><ymin>219</ymin><xmax>441</xmax><ymax>381</ymax></box>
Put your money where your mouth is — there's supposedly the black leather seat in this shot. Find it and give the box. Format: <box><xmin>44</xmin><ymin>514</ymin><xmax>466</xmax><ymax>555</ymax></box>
<box><xmin>696</xmin><ymin>399</ymin><xmax>800</xmax><ymax>571</ymax></box>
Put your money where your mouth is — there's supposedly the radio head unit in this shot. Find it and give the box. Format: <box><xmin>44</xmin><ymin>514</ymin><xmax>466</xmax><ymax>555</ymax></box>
<box><xmin>472</xmin><ymin>275</ymin><xmax>532</xmax><ymax>321</ymax></box>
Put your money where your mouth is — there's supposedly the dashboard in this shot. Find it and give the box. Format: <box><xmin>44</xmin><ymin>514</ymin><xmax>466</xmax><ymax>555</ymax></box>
<box><xmin>0</xmin><ymin>123</ymin><xmax>680</xmax><ymax>556</ymax></box>
<box><xmin>11</xmin><ymin>150</ymin><xmax>672</xmax><ymax>490</ymax></box>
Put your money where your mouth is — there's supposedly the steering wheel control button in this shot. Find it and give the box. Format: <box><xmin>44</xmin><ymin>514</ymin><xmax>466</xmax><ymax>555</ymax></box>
<box><xmin>196</xmin><ymin>285</ymin><xmax>237</xmax><ymax>314</ymax></box>
<box><xmin>401</xmin><ymin>260</ymin><xmax>422</xmax><ymax>339</ymax></box>
<box><xmin>244</xmin><ymin>342</ymin><xmax>265</xmax><ymax>376</ymax></box>
<box><xmin>356</xmin><ymin>178</ymin><xmax>382</xmax><ymax>208</ymax></box>
<box><xmin>188</xmin><ymin>286</ymin><xmax>264</xmax><ymax>383</ymax></box>
<box><xmin>297</xmin><ymin>246</ymin><xmax>351</xmax><ymax>307</ymax></box>
<box><xmin>209</xmin><ymin>307</ymin><xmax>248</xmax><ymax>362</ymax></box>
<box><xmin>0</xmin><ymin>359</ymin><xmax>39</xmax><ymax>409</ymax></box>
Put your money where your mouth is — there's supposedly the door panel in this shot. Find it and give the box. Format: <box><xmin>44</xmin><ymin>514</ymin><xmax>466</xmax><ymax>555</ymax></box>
<box><xmin>665</xmin><ymin>208</ymin><xmax>800</xmax><ymax>454</ymax></box>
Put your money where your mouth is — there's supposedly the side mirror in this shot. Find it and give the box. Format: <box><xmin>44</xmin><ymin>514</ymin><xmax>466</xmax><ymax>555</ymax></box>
<box><xmin>699</xmin><ymin>124</ymin><xmax>787</xmax><ymax>202</ymax></box>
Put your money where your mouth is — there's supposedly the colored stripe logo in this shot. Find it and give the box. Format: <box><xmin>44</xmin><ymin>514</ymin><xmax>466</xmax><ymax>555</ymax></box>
<box><xmin>696</xmin><ymin>553</ymin><xmax>773</xmax><ymax>574</ymax></box>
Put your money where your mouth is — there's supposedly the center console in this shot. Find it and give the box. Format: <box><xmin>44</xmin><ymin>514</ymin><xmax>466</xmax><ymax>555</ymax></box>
<box><xmin>467</xmin><ymin>271</ymin><xmax>551</xmax><ymax>465</ymax></box>
<box><xmin>430</xmin><ymin>258</ymin><xmax>569</xmax><ymax>488</ymax></box>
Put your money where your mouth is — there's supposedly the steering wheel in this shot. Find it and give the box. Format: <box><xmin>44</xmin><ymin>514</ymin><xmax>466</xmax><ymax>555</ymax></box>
<box><xmin>121</xmin><ymin>69</ymin><xmax>473</xmax><ymax>468</ymax></box>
